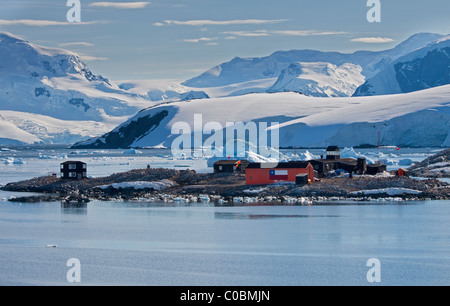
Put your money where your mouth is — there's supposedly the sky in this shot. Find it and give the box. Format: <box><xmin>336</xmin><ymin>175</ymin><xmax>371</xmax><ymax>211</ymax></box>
<box><xmin>0</xmin><ymin>0</ymin><xmax>449</xmax><ymax>82</ymax></box>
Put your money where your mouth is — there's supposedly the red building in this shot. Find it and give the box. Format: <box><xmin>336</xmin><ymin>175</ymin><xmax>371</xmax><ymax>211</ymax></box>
<box><xmin>246</xmin><ymin>162</ymin><xmax>314</xmax><ymax>185</ymax></box>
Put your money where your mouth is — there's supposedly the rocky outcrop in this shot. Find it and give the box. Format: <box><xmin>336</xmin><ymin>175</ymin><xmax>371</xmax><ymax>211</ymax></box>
<box><xmin>409</xmin><ymin>148</ymin><xmax>450</xmax><ymax>178</ymax></box>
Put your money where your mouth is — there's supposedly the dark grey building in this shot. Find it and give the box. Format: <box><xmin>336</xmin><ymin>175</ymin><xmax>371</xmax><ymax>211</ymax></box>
<box><xmin>60</xmin><ymin>161</ymin><xmax>87</xmax><ymax>180</ymax></box>
<box><xmin>214</xmin><ymin>160</ymin><xmax>250</xmax><ymax>173</ymax></box>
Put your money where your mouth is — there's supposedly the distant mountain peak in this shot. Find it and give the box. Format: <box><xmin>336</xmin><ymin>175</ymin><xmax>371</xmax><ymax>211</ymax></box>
<box><xmin>0</xmin><ymin>31</ymin><xmax>110</xmax><ymax>85</ymax></box>
<box><xmin>182</xmin><ymin>32</ymin><xmax>444</xmax><ymax>91</ymax></box>
<box><xmin>354</xmin><ymin>35</ymin><xmax>450</xmax><ymax>96</ymax></box>
<box><xmin>0</xmin><ymin>32</ymin><xmax>154</xmax><ymax>145</ymax></box>
<box><xmin>269</xmin><ymin>62</ymin><xmax>365</xmax><ymax>97</ymax></box>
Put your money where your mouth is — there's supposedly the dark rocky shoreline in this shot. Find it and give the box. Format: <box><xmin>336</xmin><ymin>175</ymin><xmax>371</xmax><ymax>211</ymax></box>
<box><xmin>1</xmin><ymin>167</ymin><xmax>449</xmax><ymax>204</ymax></box>
<box><xmin>409</xmin><ymin>148</ymin><xmax>450</xmax><ymax>178</ymax></box>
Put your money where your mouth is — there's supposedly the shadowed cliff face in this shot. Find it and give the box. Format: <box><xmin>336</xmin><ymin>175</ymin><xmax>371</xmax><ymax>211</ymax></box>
<box><xmin>395</xmin><ymin>47</ymin><xmax>450</xmax><ymax>93</ymax></box>
<box><xmin>72</xmin><ymin>110</ymin><xmax>170</xmax><ymax>149</ymax></box>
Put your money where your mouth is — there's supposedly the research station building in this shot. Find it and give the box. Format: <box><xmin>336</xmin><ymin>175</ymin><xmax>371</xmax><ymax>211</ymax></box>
<box><xmin>245</xmin><ymin>161</ymin><xmax>314</xmax><ymax>185</ymax></box>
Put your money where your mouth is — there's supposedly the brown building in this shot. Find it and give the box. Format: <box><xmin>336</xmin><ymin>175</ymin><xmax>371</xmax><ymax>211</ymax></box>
<box><xmin>309</xmin><ymin>146</ymin><xmax>382</xmax><ymax>178</ymax></box>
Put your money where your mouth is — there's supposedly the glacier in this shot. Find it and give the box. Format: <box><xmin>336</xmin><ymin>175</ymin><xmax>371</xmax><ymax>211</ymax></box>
<box><xmin>269</xmin><ymin>62</ymin><xmax>365</xmax><ymax>97</ymax></box>
<box><xmin>73</xmin><ymin>85</ymin><xmax>450</xmax><ymax>149</ymax></box>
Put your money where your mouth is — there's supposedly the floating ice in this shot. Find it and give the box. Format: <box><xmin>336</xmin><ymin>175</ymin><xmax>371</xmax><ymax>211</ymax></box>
<box><xmin>399</xmin><ymin>158</ymin><xmax>414</xmax><ymax>166</ymax></box>
<box><xmin>123</xmin><ymin>149</ymin><xmax>142</xmax><ymax>155</ymax></box>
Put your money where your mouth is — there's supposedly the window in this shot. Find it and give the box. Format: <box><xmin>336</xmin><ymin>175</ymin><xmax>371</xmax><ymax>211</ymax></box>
<box><xmin>82</xmin><ymin>164</ymin><xmax>86</xmax><ymax>169</ymax></box>
<box><xmin>61</xmin><ymin>165</ymin><xmax>64</xmax><ymax>170</ymax></box>
<box><xmin>68</xmin><ymin>164</ymin><xmax>76</xmax><ymax>170</ymax></box>
<box><xmin>219</xmin><ymin>166</ymin><xmax>223</xmax><ymax>171</ymax></box>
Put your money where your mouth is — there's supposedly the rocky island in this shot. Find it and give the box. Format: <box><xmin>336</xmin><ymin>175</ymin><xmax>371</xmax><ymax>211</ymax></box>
<box><xmin>2</xmin><ymin>165</ymin><xmax>449</xmax><ymax>204</ymax></box>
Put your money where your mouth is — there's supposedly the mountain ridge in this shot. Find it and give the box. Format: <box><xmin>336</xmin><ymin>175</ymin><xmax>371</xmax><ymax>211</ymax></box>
<box><xmin>183</xmin><ymin>33</ymin><xmax>445</xmax><ymax>91</ymax></box>
<box><xmin>354</xmin><ymin>35</ymin><xmax>450</xmax><ymax>96</ymax></box>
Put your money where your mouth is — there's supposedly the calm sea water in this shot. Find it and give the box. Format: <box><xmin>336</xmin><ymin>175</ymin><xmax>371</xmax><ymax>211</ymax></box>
<box><xmin>0</xmin><ymin>199</ymin><xmax>449</xmax><ymax>286</ymax></box>
<box><xmin>0</xmin><ymin>147</ymin><xmax>449</xmax><ymax>286</ymax></box>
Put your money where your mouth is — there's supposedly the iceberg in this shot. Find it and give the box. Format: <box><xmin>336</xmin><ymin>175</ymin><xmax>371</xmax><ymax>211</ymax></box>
<box><xmin>123</xmin><ymin>149</ymin><xmax>143</xmax><ymax>155</ymax></box>
<box><xmin>206</xmin><ymin>139</ymin><xmax>285</xmax><ymax>167</ymax></box>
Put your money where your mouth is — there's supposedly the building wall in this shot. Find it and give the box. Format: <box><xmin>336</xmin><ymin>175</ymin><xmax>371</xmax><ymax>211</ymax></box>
<box><xmin>214</xmin><ymin>164</ymin><xmax>235</xmax><ymax>173</ymax></box>
<box><xmin>246</xmin><ymin>165</ymin><xmax>314</xmax><ymax>185</ymax></box>
<box><xmin>60</xmin><ymin>162</ymin><xmax>87</xmax><ymax>179</ymax></box>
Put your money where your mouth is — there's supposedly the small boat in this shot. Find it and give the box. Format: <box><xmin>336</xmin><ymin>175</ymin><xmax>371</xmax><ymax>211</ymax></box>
<box><xmin>46</xmin><ymin>244</ymin><xmax>57</xmax><ymax>248</ymax></box>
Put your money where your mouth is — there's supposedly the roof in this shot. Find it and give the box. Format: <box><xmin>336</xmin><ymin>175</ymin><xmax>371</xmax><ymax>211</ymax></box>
<box><xmin>326</xmin><ymin>146</ymin><xmax>340</xmax><ymax>151</ymax></box>
<box><xmin>247</xmin><ymin>161</ymin><xmax>311</xmax><ymax>169</ymax></box>
<box><xmin>311</xmin><ymin>157</ymin><xmax>358</xmax><ymax>164</ymax></box>
<box><xmin>61</xmin><ymin>161</ymin><xmax>86</xmax><ymax>165</ymax></box>
<box><xmin>214</xmin><ymin>160</ymin><xmax>249</xmax><ymax>166</ymax></box>
<box><xmin>367</xmin><ymin>164</ymin><xmax>386</xmax><ymax>168</ymax></box>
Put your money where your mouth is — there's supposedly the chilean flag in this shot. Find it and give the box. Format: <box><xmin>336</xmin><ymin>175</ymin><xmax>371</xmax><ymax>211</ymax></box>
<box><xmin>269</xmin><ymin>170</ymin><xmax>289</xmax><ymax>180</ymax></box>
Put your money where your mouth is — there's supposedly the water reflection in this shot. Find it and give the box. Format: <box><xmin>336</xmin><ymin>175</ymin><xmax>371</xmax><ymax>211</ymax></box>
<box><xmin>215</xmin><ymin>212</ymin><xmax>340</xmax><ymax>220</ymax></box>
<box><xmin>61</xmin><ymin>202</ymin><xmax>88</xmax><ymax>215</ymax></box>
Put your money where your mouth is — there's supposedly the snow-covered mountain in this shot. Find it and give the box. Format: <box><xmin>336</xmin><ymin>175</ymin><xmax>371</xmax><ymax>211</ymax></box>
<box><xmin>353</xmin><ymin>35</ymin><xmax>450</xmax><ymax>96</ymax></box>
<box><xmin>118</xmin><ymin>79</ymin><xmax>209</xmax><ymax>102</ymax></box>
<box><xmin>268</xmin><ymin>62</ymin><xmax>365</xmax><ymax>97</ymax></box>
<box><xmin>73</xmin><ymin>85</ymin><xmax>450</xmax><ymax>150</ymax></box>
<box><xmin>2</xmin><ymin>31</ymin><xmax>449</xmax><ymax>146</ymax></box>
<box><xmin>182</xmin><ymin>33</ymin><xmax>444</xmax><ymax>97</ymax></box>
<box><xmin>0</xmin><ymin>32</ymin><xmax>157</xmax><ymax>145</ymax></box>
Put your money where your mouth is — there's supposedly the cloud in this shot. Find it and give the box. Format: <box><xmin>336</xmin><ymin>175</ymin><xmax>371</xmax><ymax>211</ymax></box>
<box><xmin>183</xmin><ymin>37</ymin><xmax>216</xmax><ymax>43</ymax></box>
<box><xmin>223</xmin><ymin>30</ymin><xmax>269</xmax><ymax>37</ymax></box>
<box><xmin>58</xmin><ymin>42</ymin><xmax>94</xmax><ymax>47</ymax></box>
<box><xmin>80</xmin><ymin>55</ymin><xmax>108</xmax><ymax>61</ymax></box>
<box><xmin>223</xmin><ymin>30</ymin><xmax>347</xmax><ymax>38</ymax></box>
<box><xmin>0</xmin><ymin>19</ymin><xmax>104</xmax><ymax>26</ymax></box>
<box><xmin>351</xmin><ymin>37</ymin><xmax>395</xmax><ymax>43</ymax></box>
<box><xmin>89</xmin><ymin>2</ymin><xmax>151</xmax><ymax>9</ymax></box>
<box><xmin>272</xmin><ymin>30</ymin><xmax>349</xmax><ymax>36</ymax></box>
<box><xmin>158</xmin><ymin>19</ymin><xmax>287</xmax><ymax>27</ymax></box>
